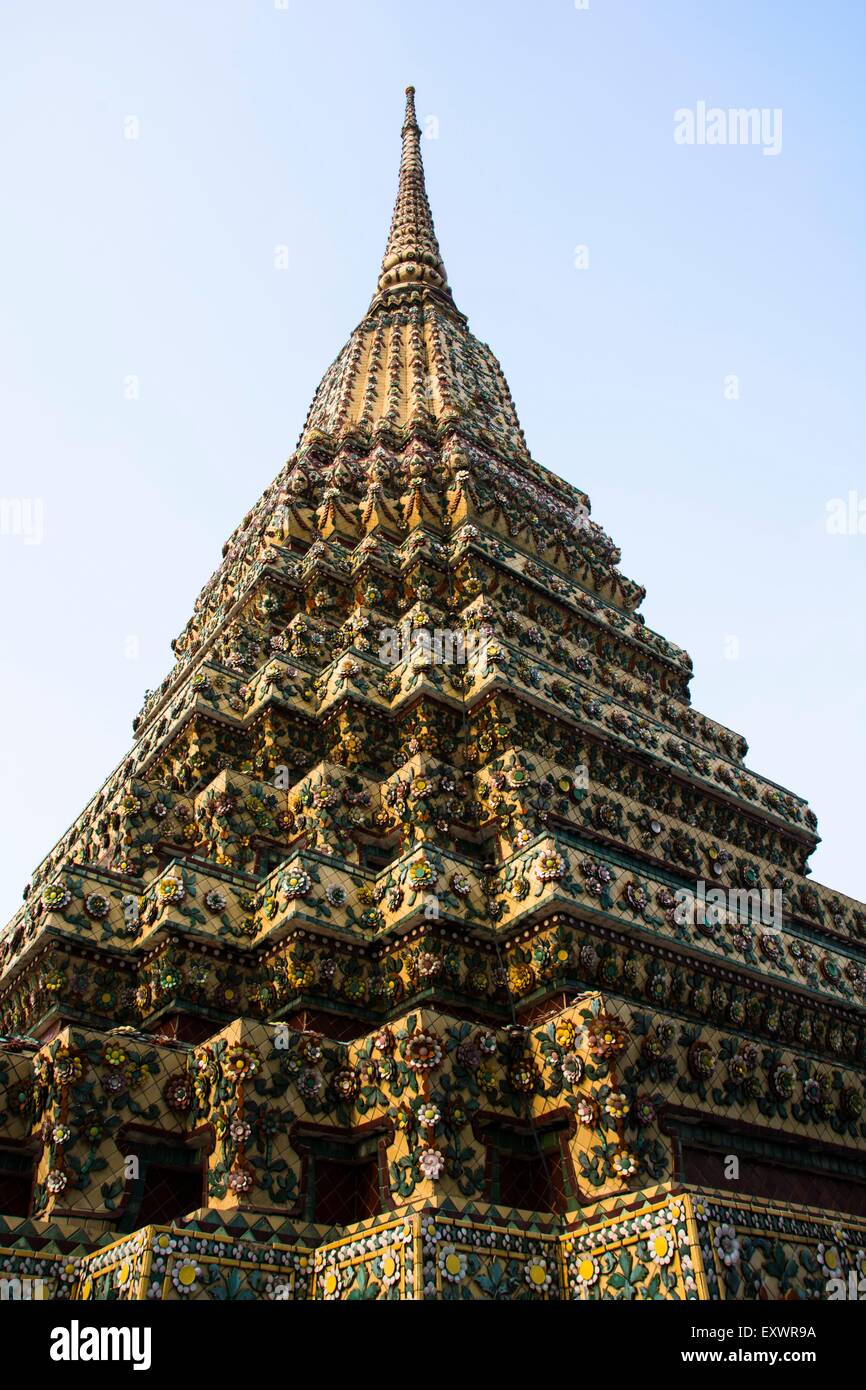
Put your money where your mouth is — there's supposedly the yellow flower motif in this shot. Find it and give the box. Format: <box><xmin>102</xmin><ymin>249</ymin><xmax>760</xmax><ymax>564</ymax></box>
<box><xmin>289</xmin><ymin>963</ymin><xmax>315</xmax><ymax>989</ymax></box>
<box><xmin>223</xmin><ymin>1045</ymin><xmax>260</xmax><ymax>1081</ymax></box>
<box><xmin>650</xmin><ymin>1233</ymin><xmax>673</xmax><ymax>1266</ymax></box>
<box><xmin>575</xmin><ymin>1256</ymin><xmax>599</xmax><ymax>1287</ymax></box>
<box><xmin>524</xmin><ymin>1259</ymin><xmax>552</xmax><ymax>1293</ymax></box>
<box><xmin>158</xmin><ymin>876</ymin><xmax>183</xmax><ymax>899</ymax></box>
<box><xmin>507</xmin><ymin>963</ymin><xmax>535</xmax><ymax>995</ymax></box>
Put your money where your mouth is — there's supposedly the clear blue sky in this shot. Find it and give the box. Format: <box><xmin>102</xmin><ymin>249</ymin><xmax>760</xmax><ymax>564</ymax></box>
<box><xmin>0</xmin><ymin>0</ymin><xmax>864</xmax><ymax>921</ymax></box>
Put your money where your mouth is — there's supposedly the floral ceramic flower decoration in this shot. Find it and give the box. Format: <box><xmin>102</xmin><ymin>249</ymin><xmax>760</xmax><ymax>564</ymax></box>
<box><xmin>582</xmin><ymin>860</ymin><xmax>613</xmax><ymax>899</ymax></box>
<box><xmin>802</xmin><ymin>1076</ymin><xmax>823</xmax><ymax>1107</ymax></box>
<box><xmin>562</xmin><ymin>1052</ymin><xmax>584</xmax><ymax>1084</ymax></box>
<box><xmin>586</xmin><ymin>1015</ymin><xmax>628</xmax><ymax>1059</ymax></box>
<box><xmin>535</xmin><ymin>850</ymin><xmax>566</xmax><ymax>883</ymax></box>
<box><xmin>604</xmin><ymin>1089</ymin><xmax>630</xmax><ymax>1120</ymax></box>
<box><xmin>164</xmin><ymin>1074</ymin><xmax>194</xmax><ymax>1113</ymax></box>
<box><xmin>408</xmin><ymin>859</ymin><xmax>437</xmax><ymax>890</ymax></box>
<box><xmin>713</xmin><ymin>1224</ymin><xmax>741</xmax><ymax>1268</ymax></box>
<box><xmin>172</xmin><ymin>1259</ymin><xmax>203</xmax><ymax>1295</ymax></box>
<box><xmin>524</xmin><ymin>1258</ymin><xmax>553</xmax><ymax>1294</ymax></box>
<box><xmin>768</xmin><ymin>1062</ymin><xmax>795</xmax><ymax>1101</ymax></box>
<box><xmin>298</xmin><ymin>1068</ymin><xmax>324</xmax><ymax>1100</ymax></box>
<box><xmin>437</xmin><ymin>1244</ymin><xmax>467</xmax><ymax>1284</ymax></box>
<box><xmin>319</xmin><ymin>1262</ymin><xmax>342</xmax><ymax>1300</ymax></box>
<box><xmin>54</xmin><ymin>1049</ymin><xmax>86</xmax><ymax>1083</ymax></box>
<box><xmin>816</xmin><ymin>1242</ymin><xmax>842</xmax><ymax>1279</ymax></box>
<box><xmin>373</xmin><ymin>1027</ymin><xmax>394</xmax><ymax>1054</ymax></box>
<box><xmin>819</xmin><ymin>956</ymin><xmax>843</xmax><ymax>988</ymax></box>
<box><xmin>416</xmin><ymin>951</ymin><xmax>442</xmax><ymax>979</ymax></box>
<box><xmin>634</xmin><ymin>1094</ymin><xmax>657</xmax><ymax>1127</ymax></box>
<box><xmin>688</xmin><ymin>1041</ymin><xmax>717</xmax><ymax>1080</ymax></box>
<box><xmin>509</xmin><ymin>1057</ymin><xmax>539</xmax><ymax>1093</ymax></box>
<box><xmin>624</xmin><ymin>882</ymin><xmax>649</xmax><ymax>914</ymax></box>
<box><xmin>42</xmin><ymin>883</ymin><xmax>71</xmax><ymax>912</ymax></box>
<box><xmin>228</xmin><ymin>1165</ymin><xmax>254</xmax><ymax>1194</ymax></box>
<box><xmin>154</xmin><ymin>876</ymin><xmax>185</xmax><ymax>911</ymax></box>
<box><xmin>454</xmin><ymin>1038</ymin><xmax>481</xmax><ymax>1072</ymax></box>
<box><xmin>572</xmin><ymin>1254</ymin><xmax>599</xmax><ymax>1288</ymax></box>
<box><xmin>419</xmin><ymin>1147</ymin><xmax>445</xmax><ymax>1180</ymax></box>
<box><xmin>759</xmin><ymin>933</ymin><xmax>783</xmax><ymax>964</ymax></box>
<box><xmin>223</xmin><ymin>1044</ymin><xmax>260</xmax><ymax>1083</ymax></box>
<box><xmin>840</xmin><ymin>1085</ymin><xmax>863</xmax><ymax>1119</ymax></box>
<box><xmin>648</xmin><ymin>1231</ymin><xmax>675</xmax><ymax>1266</ymax></box>
<box><xmin>575</xmin><ymin>1095</ymin><xmax>599</xmax><ymax>1127</ymax></box>
<box><xmin>403</xmin><ymin>1032</ymin><xmax>443</xmax><ymax>1071</ymax></box>
<box><xmin>507</xmin><ymin>962</ymin><xmax>534</xmax><ymax>995</ymax></box>
<box><xmin>376</xmin><ymin>1251</ymin><xmax>401</xmax><ymax>1289</ymax></box>
<box><xmin>611</xmin><ymin>1149</ymin><xmax>638</xmax><ymax>1179</ymax></box>
<box><xmin>282</xmin><ymin>870</ymin><xmax>312</xmax><ymax>899</ymax></box>
<box><xmin>331</xmin><ymin>1067</ymin><xmax>360</xmax><ymax>1102</ymax></box>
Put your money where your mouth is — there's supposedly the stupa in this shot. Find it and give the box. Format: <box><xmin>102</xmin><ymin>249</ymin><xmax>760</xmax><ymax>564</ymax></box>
<box><xmin>1</xmin><ymin>88</ymin><xmax>865</xmax><ymax>1303</ymax></box>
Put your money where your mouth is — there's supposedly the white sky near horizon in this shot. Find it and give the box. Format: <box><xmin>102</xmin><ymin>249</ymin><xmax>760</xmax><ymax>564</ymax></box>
<box><xmin>0</xmin><ymin>0</ymin><xmax>863</xmax><ymax>922</ymax></box>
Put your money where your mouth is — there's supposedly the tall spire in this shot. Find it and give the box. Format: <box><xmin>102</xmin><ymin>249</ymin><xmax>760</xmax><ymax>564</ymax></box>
<box><xmin>370</xmin><ymin>86</ymin><xmax>455</xmax><ymax>312</ymax></box>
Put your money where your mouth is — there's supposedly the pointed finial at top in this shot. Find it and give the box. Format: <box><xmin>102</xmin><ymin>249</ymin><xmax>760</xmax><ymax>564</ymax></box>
<box><xmin>370</xmin><ymin>86</ymin><xmax>455</xmax><ymax>312</ymax></box>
